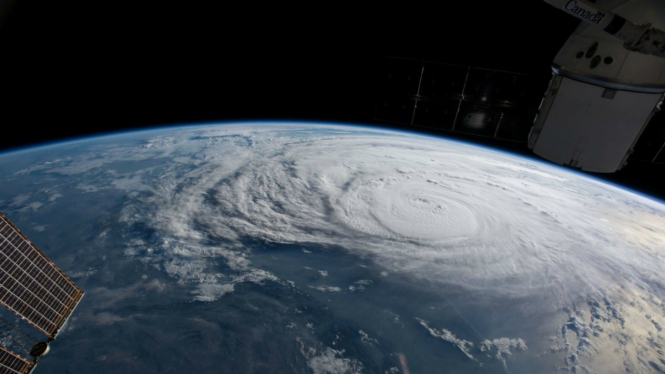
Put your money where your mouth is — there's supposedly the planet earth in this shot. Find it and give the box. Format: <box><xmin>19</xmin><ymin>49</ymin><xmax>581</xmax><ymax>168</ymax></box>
<box><xmin>0</xmin><ymin>123</ymin><xmax>664</xmax><ymax>374</ymax></box>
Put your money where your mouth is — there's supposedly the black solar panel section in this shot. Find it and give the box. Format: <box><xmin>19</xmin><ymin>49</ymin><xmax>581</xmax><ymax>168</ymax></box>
<box><xmin>453</xmin><ymin>68</ymin><xmax>549</xmax><ymax>141</ymax></box>
<box><xmin>655</xmin><ymin>144</ymin><xmax>665</xmax><ymax>163</ymax></box>
<box><xmin>0</xmin><ymin>345</ymin><xmax>33</xmax><ymax>374</ymax></box>
<box><xmin>0</xmin><ymin>213</ymin><xmax>84</xmax><ymax>340</ymax></box>
<box><xmin>463</xmin><ymin>68</ymin><xmax>516</xmax><ymax>103</ymax></box>
<box><xmin>373</xmin><ymin>58</ymin><xmax>422</xmax><ymax>125</ymax></box>
<box><xmin>494</xmin><ymin>110</ymin><xmax>538</xmax><ymax>142</ymax></box>
<box><xmin>377</xmin><ymin>58</ymin><xmax>422</xmax><ymax>97</ymax></box>
<box><xmin>375</xmin><ymin>97</ymin><xmax>416</xmax><ymax>125</ymax></box>
<box><xmin>454</xmin><ymin>102</ymin><xmax>501</xmax><ymax>137</ymax></box>
<box><xmin>373</xmin><ymin>57</ymin><xmax>548</xmax><ymax>142</ymax></box>
<box><xmin>506</xmin><ymin>73</ymin><xmax>550</xmax><ymax>110</ymax></box>
<box><xmin>631</xmin><ymin>110</ymin><xmax>665</xmax><ymax>163</ymax></box>
<box><xmin>412</xmin><ymin>99</ymin><xmax>458</xmax><ymax>130</ymax></box>
<box><xmin>418</xmin><ymin>63</ymin><xmax>467</xmax><ymax>99</ymax></box>
<box><xmin>0</xmin><ymin>317</ymin><xmax>40</xmax><ymax>356</ymax></box>
<box><xmin>410</xmin><ymin>63</ymin><xmax>467</xmax><ymax>130</ymax></box>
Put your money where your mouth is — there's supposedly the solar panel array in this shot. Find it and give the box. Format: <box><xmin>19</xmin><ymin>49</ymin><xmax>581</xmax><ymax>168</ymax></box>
<box><xmin>0</xmin><ymin>345</ymin><xmax>33</xmax><ymax>374</ymax></box>
<box><xmin>0</xmin><ymin>316</ymin><xmax>40</xmax><ymax>354</ymax></box>
<box><xmin>374</xmin><ymin>56</ymin><xmax>665</xmax><ymax>164</ymax></box>
<box><xmin>630</xmin><ymin>109</ymin><xmax>665</xmax><ymax>163</ymax></box>
<box><xmin>0</xmin><ymin>213</ymin><xmax>84</xmax><ymax>340</ymax></box>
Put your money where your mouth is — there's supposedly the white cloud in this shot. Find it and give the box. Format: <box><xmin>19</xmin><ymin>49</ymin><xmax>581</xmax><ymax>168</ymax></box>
<box><xmin>417</xmin><ymin>318</ymin><xmax>475</xmax><ymax>360</ymax></box>
<box><xmin>144</xmin><ymin>279</ymin><xmax>167</xmax><ymax>293</ymax></box>
<box><xmin>307</xmin><ymin>348</ymin><xmax>363</xmax><ymax>374</ymax></box>
<box><xmin>69</xmin><ymin>268</ymin><xmax>97</xmax><ymax>278</ymax></box>
<box><xmin>418</xmin><ymin>318</ymin><xmax>528</xmax><ymax>367</ymax></box>
<box><xmin>48</xmin><ymin>192</ymin><xmax>63</xmax><ymax>202</ymax></box>
<box><xmin>9</xmin><ymin>194</ymin><xmax>30</xmax><ymax>207</ymax></box>
<box><xmin>94</xmin><ymin>312</ymin><xmax>127</xmax><ymax>325</ymax></box>
<box><xmin>359</xmin><ymin>330</ymin><xmax>377</xmax><ymax>345</ymax></box>
<box><xmin>298</xmin><ymin>337</ymin><xmax>363</xmax><ymax>374</ymax></box>
<box><xmin>309</xmin><ymin>285</ymin><xmax>342</xmax><ymax>293</ymax></box>
<box><xmin>20</xmin><ymin>201</ymin><xmax>42</xmax><ymax>212</ymax></box>
<box><xmin>480</xmin><ymin>337</ymin><xmax>527</xmax><ymax>368</ymax></box>
<box><xmin>192</xmin><ymin>283</ymin><xmax>234</xmax><ymax>302</ymax></box>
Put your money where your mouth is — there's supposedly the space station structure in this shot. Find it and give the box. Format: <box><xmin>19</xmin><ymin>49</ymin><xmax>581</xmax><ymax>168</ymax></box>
<box><xmin>0</xmin><ymin>212</ymin><xmax>84</xmax><ymax>373</ymax></box>
<box><xmin>530</xmin><ymin>0</ymin><xmax>665</xmax><ymax>172</ymax></box>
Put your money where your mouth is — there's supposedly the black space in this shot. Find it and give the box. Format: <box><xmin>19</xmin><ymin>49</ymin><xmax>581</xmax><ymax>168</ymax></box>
<box><xmin>1</xmin><ymin>1</ymin><xmax>664</xmax><ymax>200</ymax></box>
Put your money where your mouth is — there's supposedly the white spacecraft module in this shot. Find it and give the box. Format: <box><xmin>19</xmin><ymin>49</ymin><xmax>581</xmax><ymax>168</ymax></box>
<box><xmin>530</xmin><ymin>0</ymin><xmax>665</xmax><ymax>172</ymax></box>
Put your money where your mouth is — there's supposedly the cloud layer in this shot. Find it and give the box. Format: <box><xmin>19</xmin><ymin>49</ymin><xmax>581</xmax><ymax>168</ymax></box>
<box><xmin>6</xmin><ymin>123</ymin><xmax>665</xmax><ymax>372</ymax></box>
<box><xmin>111</xmin><ymin>125</ymin><xmax>665</xmax><ymax>309</ymax></box>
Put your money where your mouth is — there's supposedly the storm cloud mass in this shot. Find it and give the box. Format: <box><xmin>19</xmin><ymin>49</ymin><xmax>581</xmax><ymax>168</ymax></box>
<box><xmin>129</xmin><ymin>126</ymin><xmax>664</xmax><ymax>304</ymax></box>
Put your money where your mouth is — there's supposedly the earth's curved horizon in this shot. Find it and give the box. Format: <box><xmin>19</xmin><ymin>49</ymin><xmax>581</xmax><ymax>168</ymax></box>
<box><xmin>0</xmin><ymin>122</ymin><xmax>664</xmax><ymax>374</ymax></box>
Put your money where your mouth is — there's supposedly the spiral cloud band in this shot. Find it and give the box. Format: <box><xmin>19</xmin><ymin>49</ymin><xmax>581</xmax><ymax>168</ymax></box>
<box><xmin>125</xmin><ymin>126</ymin><xmax>665</xmax><ymax>307</ymax></box>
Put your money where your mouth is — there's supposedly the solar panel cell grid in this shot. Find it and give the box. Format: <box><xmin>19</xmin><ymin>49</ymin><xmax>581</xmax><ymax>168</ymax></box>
<box><xmin>0</xmin><ymin>345</ymin><xmax>33</xmax><ymax>374</ymax></box>
<box><xmin>0</xmin><ymin>214</ymin><xmax>84</xmax><ymax>339</ymax></box>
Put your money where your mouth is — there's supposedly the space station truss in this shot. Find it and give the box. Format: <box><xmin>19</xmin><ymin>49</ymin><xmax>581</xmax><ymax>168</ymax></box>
<box><xmin>373</xmin><ymin>56</ymin><xmax>665</xmax><ymax>164</ymax></box>
<box><xmin>0</xmin><ymin>213</ymin><xmax>84</xmax><ymax>340</ymax></box>
<box><xmin>0</xmin><ymin>345</ymin><xmax>34</xmax><ymax>374</ymax></box>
